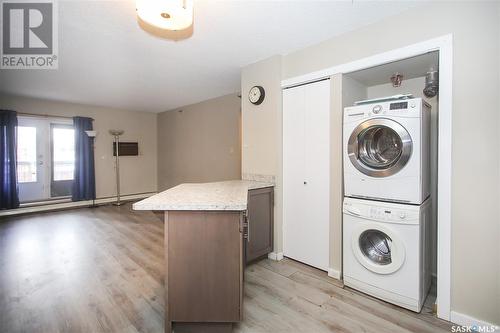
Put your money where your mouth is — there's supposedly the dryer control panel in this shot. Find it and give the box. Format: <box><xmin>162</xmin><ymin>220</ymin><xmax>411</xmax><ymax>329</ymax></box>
<box><xmin>343</xmin><ymin>97</ymin><xmax>428</xmax><ymax>122</ymax></box>
<box><xmin>389</xmin><ymin>101</ymin><xmax>408</xmax><ymax>110</ymax></box>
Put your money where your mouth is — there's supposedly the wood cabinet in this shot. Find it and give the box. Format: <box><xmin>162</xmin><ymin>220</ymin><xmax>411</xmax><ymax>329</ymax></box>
<box><xmin>162</xmin><ymin>186</ymin><xmax>273</xmax><ymax>333</ymax></box>
<box><xmin>245</xmin><ymin>187</ymin><xmax>274</xmax><ymax>263</ymax></box>
<box><xmin>165</xmin><ymin>211</ymin><xmax>244</xmax><ymax>333</ymax></box>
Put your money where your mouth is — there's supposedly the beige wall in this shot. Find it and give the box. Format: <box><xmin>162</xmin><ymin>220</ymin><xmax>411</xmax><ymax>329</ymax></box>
<box><xmin>333</xmin><ymin>75</ymin><xmax>367</xmax><ymax>273</ymax></box>
<box><xmin>498</xmin><ymin>4</ymin><xmax>500</xmax><ymax>323</ymax></box>
<box><xmin>1</xmin><ymin>92</ymin><xmax>241</xmax><ymax>197</ymax></box>
<box><xmin>241</xmin><ymin>55</ymin><xmax>283</xmax><ymax>253</ymax></box>
<box><xmin>241</xmin><ymin>55</ymin><xmax>282</xmax><ymax>177</ymax></box>
<box><xmin>241</xmin><ymin>1</ymin><xmax>500</xmax><ymax>325</ymax></box>
<box><xmin>0</xmin><ymin>93</ymin><xmax>157</xmax><ymax>198</ymax></box>
<box><xmin>157</xmin><ymin>93</ymin><xmax>241</xmax><ymax>190</ymax></box>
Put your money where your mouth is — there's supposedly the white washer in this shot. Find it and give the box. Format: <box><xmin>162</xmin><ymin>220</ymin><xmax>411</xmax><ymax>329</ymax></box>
<box><xmin>343</xmin><ymin>98</ymin><xmax>431</xmax><ymax>204</ymax></box>
<box><xmin>343</xmin><ymin>197</ymin><xmax>431</xmax><ymax>312</ymax></box>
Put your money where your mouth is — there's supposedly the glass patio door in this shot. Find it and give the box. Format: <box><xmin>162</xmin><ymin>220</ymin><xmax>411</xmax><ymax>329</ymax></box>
<box><xmin>17</xmin><ymin>117</ymin><xmax>49</xmax><ymax>202</ymax></box>
<box><xmin>17</xmin><ymin>117</ymin><xmax>75</xmax><ymax>203</ymax></box>
<box><xmin>50</xmin><ymin>124</ymin><xmax>75</xmax><ymax>197</ymax></box>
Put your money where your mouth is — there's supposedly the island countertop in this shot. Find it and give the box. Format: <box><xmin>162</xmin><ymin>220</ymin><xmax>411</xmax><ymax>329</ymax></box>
<box><xmin>132</xmin><ymin>180</ymin><xmax>274</xmax><ymax>211</ymax></box>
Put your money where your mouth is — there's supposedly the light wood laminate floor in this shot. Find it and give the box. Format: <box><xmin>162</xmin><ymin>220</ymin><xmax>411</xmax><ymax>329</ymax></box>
<box><xmin>0</xmin><ymin>204</ymin><xmax>452</xmax><ymax>333</ymax></box>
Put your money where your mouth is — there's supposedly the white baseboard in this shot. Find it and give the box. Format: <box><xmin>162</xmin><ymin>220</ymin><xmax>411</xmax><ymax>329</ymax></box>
<box><xmin>268</xmin><ymin>252</ymin><xmax>284</xmax><ymax>261</ymax></box>
<box><xmin>0</xmin><ymin>192</ymin><xmax>157</xmax><ymax>217</ymax></box>
<box><xmin>450</xmin><ymin>311</ymin><xmax>499</xmax><ymax>330</ymax></box>
<box><xmin>328</xmin><ymin>268</ymin><xmax>341</xmax><ymax>280</ymax></box>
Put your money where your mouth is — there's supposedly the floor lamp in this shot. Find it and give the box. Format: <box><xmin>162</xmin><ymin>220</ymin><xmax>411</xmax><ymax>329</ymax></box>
<box><xmin>85</xmin><ymin>130</ymin><xmax>98</xmax><ymax>207</ymax></box>
<box><xmin>109</xmin><ymin>129</ymin><xmax>124</xmax><ymax>206</ymax></box>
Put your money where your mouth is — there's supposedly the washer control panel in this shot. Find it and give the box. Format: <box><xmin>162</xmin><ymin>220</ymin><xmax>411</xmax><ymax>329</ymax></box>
<box><xmin>344</xmin><ymin>200</ymin><xmax>420</xmax><ymax>224</ymax></box>
<box><xmin>369</xmin><ymin>207</ymin><xmax>408</xmax><ymax>222</ymax></box>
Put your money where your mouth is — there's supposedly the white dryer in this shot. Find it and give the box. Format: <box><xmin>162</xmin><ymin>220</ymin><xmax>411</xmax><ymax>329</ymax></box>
<box><xmin>343</xmin><ymin>98</ymin><xmax>431</xmax><ymax>204</ymax></box>
<box><xmin>343</xmin><ymin>197</ymin><xmax>432</xmax><ymax>312</ymax></box>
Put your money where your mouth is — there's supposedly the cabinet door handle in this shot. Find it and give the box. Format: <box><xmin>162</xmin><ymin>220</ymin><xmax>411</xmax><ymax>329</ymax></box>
<box><xmin>242</xmin><ymin>216</ymin><xmax>249</xmax><ymax>240</ymax></box>
<box><xmin>303</xmin><ymin>181</ymin><xmax>307</xmax><ymax>185</ymax></box>
<box><xmin>247</xmin><ymin>217</ymin><xmax>250</xmax><ymax>243</ymax></box>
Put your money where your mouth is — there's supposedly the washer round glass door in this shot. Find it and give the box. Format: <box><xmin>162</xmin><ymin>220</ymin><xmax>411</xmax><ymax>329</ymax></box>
<box><xmin>351</xmin><ymin>224</ymin><xmax>405</xmax><ymax>275</ymax></box>
<box><xmin>348</xmin><ymin>119</ymin><xmax>412</xmax><ymax>177</ymax></box>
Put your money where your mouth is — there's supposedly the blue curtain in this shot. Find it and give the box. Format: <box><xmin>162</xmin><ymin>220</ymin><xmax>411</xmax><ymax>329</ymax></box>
<box><xmin>0</xmin><ymin>110</ymin><xmax>19</xmax><ymax>210</ymax></box>
<box><xmin>72</xmin><ymin>117</ymin><xmax>96</xmax><ymax>201</ymax></box>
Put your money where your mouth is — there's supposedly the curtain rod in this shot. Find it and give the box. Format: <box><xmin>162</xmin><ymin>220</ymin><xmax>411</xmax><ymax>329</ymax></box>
<box><xmin>17</xmin><ymin>112</ymin><xmax>94</xmax><ymax>121</ymax></box>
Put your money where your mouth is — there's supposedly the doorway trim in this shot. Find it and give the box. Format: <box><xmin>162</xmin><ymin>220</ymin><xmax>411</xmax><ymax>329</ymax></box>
<box><xmin>281</xmin><ymin>34</ymin><xmax>453</xmax><ymax>321</ymax></box>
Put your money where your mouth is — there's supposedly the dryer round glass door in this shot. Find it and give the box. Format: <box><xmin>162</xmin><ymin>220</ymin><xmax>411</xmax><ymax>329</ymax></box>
<box><xmin>347</xmin><ymin>118</ymin><xmax>412</xmax><ymax>177</ymax></box>
<box><xmin>351</xmin><ymin>224</ymin><xmax>405</xmax><ymax>274</ymax></box>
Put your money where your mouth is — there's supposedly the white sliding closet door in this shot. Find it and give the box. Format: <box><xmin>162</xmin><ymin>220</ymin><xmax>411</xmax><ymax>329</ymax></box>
<box><xmin>283</xmin><ymin>79</ymin><xmax>330</xmax><ymax>271</ymax></box>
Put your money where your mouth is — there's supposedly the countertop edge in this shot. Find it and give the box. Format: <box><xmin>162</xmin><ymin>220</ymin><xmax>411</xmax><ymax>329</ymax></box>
<box><xmin>132</xmin><ymin>180</ymin><xmax>274</xmax><ymax>212</ymax></box>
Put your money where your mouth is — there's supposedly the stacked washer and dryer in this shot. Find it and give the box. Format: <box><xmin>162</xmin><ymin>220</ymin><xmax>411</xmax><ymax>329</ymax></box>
<box><xmin>342</xmin><ymin>97</ymin><xmax>432</xmax><ymax>312</ymax></box>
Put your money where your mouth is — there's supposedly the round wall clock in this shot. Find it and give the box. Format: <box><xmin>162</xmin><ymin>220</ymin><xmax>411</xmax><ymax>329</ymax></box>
<box><xmin>248</xmin><ymin>86</ymin><xmax>265</xmax><ymax>105</ymax></box>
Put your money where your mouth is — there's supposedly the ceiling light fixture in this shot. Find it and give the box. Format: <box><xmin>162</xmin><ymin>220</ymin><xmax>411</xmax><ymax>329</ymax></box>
<box><xmin>136</xmin><ymin>0</ymin><xmax>193</xmax><ymax>31</ymax></box>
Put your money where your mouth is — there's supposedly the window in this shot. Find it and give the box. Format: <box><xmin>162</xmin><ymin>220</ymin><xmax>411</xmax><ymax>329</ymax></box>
<box><xmin>17</xmin><ymin>126</ymin><xmax>37</xmax><ymax>183</ymax></box>
<box><xmin>52</xmin><ymin>126</ymin><xmax>75</xmax><ymax>181</ymax></box>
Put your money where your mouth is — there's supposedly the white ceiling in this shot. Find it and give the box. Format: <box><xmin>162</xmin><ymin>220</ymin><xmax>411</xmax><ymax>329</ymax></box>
<box><xmin>0</xmin><ymin>0</ymin><xmax>421</xmax><ymax>113</ymax></box>
<box><xmin>346</xmin><ymin>51</ymin><xmax>439</xmax><ymax>86</ymax></box>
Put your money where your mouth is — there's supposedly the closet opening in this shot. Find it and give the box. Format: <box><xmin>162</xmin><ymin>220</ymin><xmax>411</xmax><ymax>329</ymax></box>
<box><xmin>341</xmin><ymin>50</ymin><xmax>440</xmax><ymax>318</ymax></box>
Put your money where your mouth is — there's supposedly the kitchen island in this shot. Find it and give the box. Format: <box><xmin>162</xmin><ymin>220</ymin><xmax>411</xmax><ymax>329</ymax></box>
<box><xmin>133</xmin><ymin>180</ymin><xmax>274</xmax><ymax>333</ymax></box>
